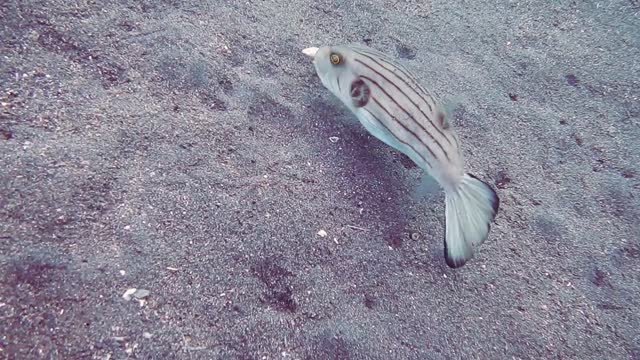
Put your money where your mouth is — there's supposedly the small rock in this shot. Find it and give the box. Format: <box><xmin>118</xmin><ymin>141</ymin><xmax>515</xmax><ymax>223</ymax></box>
<box><xmin>133</xmin><ymin>289</ymin><xmax>150</xmax><ymax>299</ymax></box>
<box><xmin>329</xmin><ymin>136</ymin><xmax>339</xmax><ymax>143</ymax></box>
<box><xmin>123</xmin><ymin>288</ymin><xmax>137</xmax><ymax>301</ymax></box>
<box><xmin>143</xmin><ymin>332</ymin><xmax>153</xmax><ymax>339</ymax></box>
<box><xmin>317</xmin><ymin>229</ymin><xmax>327</xmax><ymax>237</ymax></box>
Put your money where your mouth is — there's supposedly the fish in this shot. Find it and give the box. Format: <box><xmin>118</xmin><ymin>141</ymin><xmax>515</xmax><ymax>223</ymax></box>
<box><xmin>302</xmin><ymin>44</ymin><xmax>499</xmax><ymax>268</ymax></box>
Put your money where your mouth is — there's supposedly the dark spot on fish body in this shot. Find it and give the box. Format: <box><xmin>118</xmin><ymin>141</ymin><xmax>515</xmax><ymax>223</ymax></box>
<box><xmin>437</xmin><ymin>111</ymin><xmax>450</xmax><ymax>130</ymax></box>
<box><xmin>565</xmin><ymin>74</ymin><xmax>580</xmax><ymax>86</ymax></box>
<box><xmin>350</xmin><ymin>77</ymin><xmax>371</xmax><ymax>108</ymax></box>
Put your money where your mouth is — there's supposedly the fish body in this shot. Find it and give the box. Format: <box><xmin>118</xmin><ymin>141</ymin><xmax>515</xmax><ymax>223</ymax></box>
<box><xmin>303</xmin><ymin>44</ymin><xmax>499</xmax><ymax>268</ymax></box>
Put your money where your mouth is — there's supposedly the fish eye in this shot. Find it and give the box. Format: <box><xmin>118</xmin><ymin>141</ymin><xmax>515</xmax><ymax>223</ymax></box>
<box><xmin>329</xmin><ymin>53</ymin><xmax>342</xmax><ymax>65</ymax></box>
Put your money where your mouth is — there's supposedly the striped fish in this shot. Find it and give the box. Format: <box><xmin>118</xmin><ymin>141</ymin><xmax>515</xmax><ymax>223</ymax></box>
<box><xmin>302</xmin><ymin>44</ymin><xmax>499</xmax><ymax>268</ymax></box>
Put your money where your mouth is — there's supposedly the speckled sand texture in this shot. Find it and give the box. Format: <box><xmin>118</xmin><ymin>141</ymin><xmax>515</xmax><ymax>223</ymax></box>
<box><xmin>1</xmin><ymin>1</ymin><xmax>639</xmax><ymax>359</ymax></box>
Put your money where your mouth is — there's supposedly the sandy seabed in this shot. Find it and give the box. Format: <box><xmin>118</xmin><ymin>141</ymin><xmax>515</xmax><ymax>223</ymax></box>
<box><xmin>1</xmin><ymin>1</ymin><xmax>639</xmax><ymax>359</ymax></box>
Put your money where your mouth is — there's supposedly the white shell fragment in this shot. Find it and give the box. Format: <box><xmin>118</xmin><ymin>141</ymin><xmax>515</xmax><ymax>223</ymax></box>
<box><xmin>302</xmin><ymin>47</ymin><xmax>319</xmax><ymax>57</ymax></box>
<box><xmin>123</xmin><ymin>288</ymin><xmax>150</xmax><ymax>301</ymax></box>
<box><xmin>317</xmin><ymin>229</ymin><xmax>327</xmax><ymax>237</ymax></box>
<box><xmin>122</xmin><ymin>288</ymin><xmax>137</xmax><ymax>301</ymax></box>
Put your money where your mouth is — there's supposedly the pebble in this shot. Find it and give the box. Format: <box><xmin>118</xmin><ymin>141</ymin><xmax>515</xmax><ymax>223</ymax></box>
<box><xmin>123</xmin><ymin>288</ymin><xmax>150</xmax><ymax>301</ymax></box>
<box><xmin>122</xmin><ymin>288</ymin><xmax>137</xmax><ymax>301</ymax></box>
<box><xmin>133</xmin><ymin>289</ymin><xmax>150</xmax><ymax>299</ymax></box>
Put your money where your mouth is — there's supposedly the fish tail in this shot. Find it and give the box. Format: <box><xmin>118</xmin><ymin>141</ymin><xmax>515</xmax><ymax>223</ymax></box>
<box><xmin>443</xmin><ymin>173</ymin><xmax>499</xmax><ymax>268</ymax></box>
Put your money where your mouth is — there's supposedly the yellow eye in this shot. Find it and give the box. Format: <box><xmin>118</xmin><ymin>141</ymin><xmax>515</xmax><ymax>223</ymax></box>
<box><xmin>330</xmin><ymin>53</ymin><xmax>342</xmax><ymax>65</ymax></box>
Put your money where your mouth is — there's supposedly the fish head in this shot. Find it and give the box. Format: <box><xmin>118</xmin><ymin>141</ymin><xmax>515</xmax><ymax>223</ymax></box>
<box><xmin>302</xmin><ymin>45</ymin><xmax>362</xmax><ymax>103</ymax></box>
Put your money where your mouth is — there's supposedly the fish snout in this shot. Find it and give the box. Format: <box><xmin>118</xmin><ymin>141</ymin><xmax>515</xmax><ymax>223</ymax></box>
<box><xmin>302</xmin><ymin>47</ymin><xmax>319</xmax><ymax>59</ymax></box>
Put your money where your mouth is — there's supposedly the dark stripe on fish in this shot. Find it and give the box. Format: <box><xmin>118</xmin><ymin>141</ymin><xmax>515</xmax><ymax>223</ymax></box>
<box><xmin>351</xmin><ymin>47</ymin><xmax>465</xmax><ymax>157</ymax></box>
<box><xmin>362</xmin><ymin>106</ymin><xmax>433</xmax><ymax>169</ymax></box>
<box><xmin>358</xmin><ymin>73</ymin><xmax>450</xmax><ymax>162</ymax></box>
<box><xmin>351</xmin><ymin>51</ymin><xmax>454</xmax><ymax>150</ymax></box>
<box><xmin>351</xmin><ymin>47</ymin><xmax>437</xmax><ymax>113</ymax></box>
<box><xmin>369</xmin><ymin>96</ymin><xmax>437</xmax><ymax>164</ymax></box>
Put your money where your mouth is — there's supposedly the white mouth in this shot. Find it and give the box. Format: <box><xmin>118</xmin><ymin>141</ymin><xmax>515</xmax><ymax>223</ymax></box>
<box><xmin>302</xmin><ymin>47</ymin><xmax>319</xmax><ymax>58</ymax></box>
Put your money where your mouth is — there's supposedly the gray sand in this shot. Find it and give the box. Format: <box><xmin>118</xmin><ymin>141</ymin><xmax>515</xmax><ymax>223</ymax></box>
<box><xmin>1</xmin><ymin>1</ymin><xmax>639</xmax><ymax>359</ymax></box>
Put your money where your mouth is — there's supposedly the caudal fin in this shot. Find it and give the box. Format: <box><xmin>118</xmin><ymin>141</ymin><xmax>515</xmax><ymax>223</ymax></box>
<box><xmin>444</xmin><ymin>173</ymin><xmax>499</xmax><ymax>268</ymax></box>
